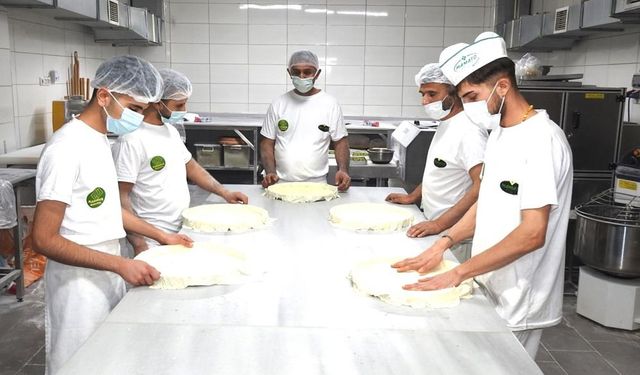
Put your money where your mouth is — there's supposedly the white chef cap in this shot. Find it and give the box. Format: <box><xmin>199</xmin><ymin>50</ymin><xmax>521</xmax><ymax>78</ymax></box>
<box><xmin>414</xmin><ymin>63</ymin><xmax>452</xmax><ymax>87</ymax></box>
<box><xmin>91</xmin><ymin>55</ymin><xmax>163</xmax><ymax>104</ymax></box>
<box><xmin>288</xmin><ymin>50</ymin><xmax>319</xmax><ymax>69</ymax></box>
<box><xmin>439</xmin><ymin>32</ymin><xmax>508</xmax><ymax>85</ymax></box>
<box><xmin>159</xmin><ymin>69</ymin><xmax>193</xmax><ymax>101</ymax></box>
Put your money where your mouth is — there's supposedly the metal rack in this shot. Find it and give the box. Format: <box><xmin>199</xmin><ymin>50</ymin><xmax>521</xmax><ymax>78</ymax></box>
<box><xmin>576</xmin><ymin>189</ymin><xmax>640</xmax><ymax>226</ymax></box>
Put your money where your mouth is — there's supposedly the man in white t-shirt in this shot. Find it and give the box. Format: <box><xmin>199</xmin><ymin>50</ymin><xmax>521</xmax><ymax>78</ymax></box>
<box><xmin>260</xmin><ymin>50</ymin><xmax>351</xmax><ymax>191</ymax></box>
<box><xmin>393</xmin><ymin>33</ymin><xmax>573</xmax><ymax>358</ymax></box>
<box><xmin>31</xmin><ymin>56</ymin><xmax>189</xmax><ymax>374</ymax></box>
<box><xmin>113</xmin><ymin>69</ymin><xmax>248</xmax><ymax>253</ymax></box>
<box><xmin>385</xmin><ymin>63</ymin><xmax>487</xmax><ymax>241</ymax></box>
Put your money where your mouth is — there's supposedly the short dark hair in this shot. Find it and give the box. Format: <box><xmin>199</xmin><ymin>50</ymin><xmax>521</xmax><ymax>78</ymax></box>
<box><xmin>462</xmin><ymin>57</ymin><xmax>518</xmax><ymax>88</ymax></box>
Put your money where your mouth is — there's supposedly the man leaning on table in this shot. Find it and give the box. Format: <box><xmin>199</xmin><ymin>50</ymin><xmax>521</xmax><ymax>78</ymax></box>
<box><xmin>259</xmin><ymin>50</ymin><xmax>351</xmax><ymax>191</ymax></box>
<box><xmin>385</xmin><ymin>63</ymin><xmax>487</xmax><ymax>252</ymax></box>
<box><xmin>112</xmin><ymin>68</ymin><xmax>248</xmax><ymax>254</ymax></box>
<box><xmin>31</xmin><ymin>56</ymin><xmax>181</xmax><ymax>374</ymax></box>
<box><xmin>393</xmin><ymin>32</ymin><xmax>573</xmax><ymax>358</ymax></box>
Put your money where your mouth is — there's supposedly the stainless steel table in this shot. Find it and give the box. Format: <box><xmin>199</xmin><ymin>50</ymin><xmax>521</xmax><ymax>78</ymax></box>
<box><xmin>0</xmin><ymin>168</ymin><xmax>36</xmax><ymax>301</ymax></box>
<box><xmin>60</xmin><ymin>185</ymin><xmax>541</xmax><ymax>375</ymax></box>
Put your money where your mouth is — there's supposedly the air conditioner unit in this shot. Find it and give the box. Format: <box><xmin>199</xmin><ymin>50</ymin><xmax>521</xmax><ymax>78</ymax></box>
<box><xmin>507</xmin><ymin>14</ymin><xmax>576</xmax><ymax>52</ymax></box>
<box><xmin>93</xmin><ymin>6</ymin><xmax>162</xmax><ymax>46</ymax></box>
<box><xmin>543</xmin><ymin>4</ymin><xmax>591</xmax><ymax>37</ymax></box>
<box><xmin>614</xmin><ymin>0</ymin><xmax>640</xmax><ymax>17</ymax></box>
<box><xmin>0</xmin><ymin>0</ymin><xmax>53</xmax><ymax>6</ymax></box>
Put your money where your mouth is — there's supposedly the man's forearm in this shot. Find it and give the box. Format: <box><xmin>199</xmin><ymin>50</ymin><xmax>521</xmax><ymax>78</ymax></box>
<box><xmin>260</xmin><ymin>138</ymin><xmax>277</xmax><ymax>174</ymax></box>
<box><xmin>443</xmin><ymin>202</ymin><xmax>478</xmax><ymax>247</ymax></box>
<box><xmin>186</xmin><ymin>160</ymin><xmax>228</xmax><ymax>197</ymax></box>
<box><xmin>431</xmin><ymin>187</ymin><xmax>478</xmax><ymax>232</ymax></box>
<box><xmin>33</xmin><ymin>230</ymin><xmax>122</xmax><ymax>272</ymax></box>
<box><xmin>333</xmin><ymin>137</ymin><xmax>350</xmax><ymax>173</ymax></box>
<box><xmin>122</xmin><ymin>209</ymin><xmax>168</xmax><ymax>244</ymax></box>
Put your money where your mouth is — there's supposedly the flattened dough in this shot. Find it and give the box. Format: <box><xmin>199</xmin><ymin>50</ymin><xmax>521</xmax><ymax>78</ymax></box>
<box><xmin>329</xmin><ymin>202</ymin><xmax>414</xmax><ymax>232</ymax></box>
<box><xmin>349</xmin><ymin>258</ymin><xmax>473</xmax><ymax>308</ymax></box>
<box><xmin>134</xmin><ymin>242</ymin><xmax>256</xmax><ymax>289</ymax></box>
<box><xmin>182</xmin><ymin>204</ymin><xmax>271</xmax><ymax>233</ymax></box>
<box><xmin>265</xmin><ymin>182</ymin><xmax>339</xmax><ymax>203</ymax></box>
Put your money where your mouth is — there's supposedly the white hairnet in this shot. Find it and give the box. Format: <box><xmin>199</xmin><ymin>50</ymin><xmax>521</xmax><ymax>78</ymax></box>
<box><xmin>159</xmin><ymin>69</ymin><xmax>193</xmax><ymax>100</ymax></box>
<box><xmin>91</xmin><ymin>55</ymin><xmax>163</xmax><ymax>104</ymax></box>
<box><xmin>288</xmin><ymin>50</ymin><xmax>319</xmax><ymax>69</ymax></box>
<box><xmin>414</xmin><ymin>63</ymin><xmax>452</xmax><ymax>87</ymax></box>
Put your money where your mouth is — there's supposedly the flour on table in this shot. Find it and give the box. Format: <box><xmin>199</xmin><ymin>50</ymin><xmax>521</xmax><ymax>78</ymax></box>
<box><xmin>135</xmin><ymin>242</ymin><xmax>258</xmax><ymax>290</ymax></box>
<box><xmin>349</xmin><ymin>258</ymin><xmax>473</xmax><ymax>308</ymax></box>
<box><xmin>264</xmin><ymin>182</ymin><xmax>339</xmax><ymax>203</ymax></box>
<box><xmin>329</xmin><ymin>202</ymin><xmax>414</xmax><ymax>232</ymax></box>
<box><xmin>181</xmin><ymin>204</ymin><xmax>271</xmax><ymax>233</ymax></box>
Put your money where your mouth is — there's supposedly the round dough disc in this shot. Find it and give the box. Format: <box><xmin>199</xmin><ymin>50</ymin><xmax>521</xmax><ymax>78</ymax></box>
<box><xmin>265</xmin><ymin>182</ymin><xmax>339</xmax><ymax>203</ymax></box>
<box><xmin>182</xmin><ymin>204</ymin><xmax>270</xmax><ymax>233</ymax></box>
<box><xmin>135</xmin><ymin>242</ymin><xmax>255</xmax><ymax>289</ymax></box>
<box><xmin>349</xmin><ymin>258</ymin><xmax>473</xmax><ymax>308</ymax></box>
<box><xmin>329</xmin><ymin>202</ymin><xmax>414</xmax><ymax>232</ymax></box>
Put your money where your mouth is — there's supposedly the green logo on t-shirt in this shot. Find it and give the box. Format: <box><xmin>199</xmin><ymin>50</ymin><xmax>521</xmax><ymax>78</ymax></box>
<box><xmin>500</xmin><ymin>181</ymin><xmax>519</xmax><ymax>195</ymax></box>
<box><xmin>86</xmin><ymin>187</ymin><xmax>106</xmax><ymax>208</ymax></box>
<box><xmin>434</xmin><ymin>158</ymin><xmax>447</xmax><ymax>168</ymax></box>
<box><xmin>150</xmin><ymin>156</ymin><xmax>166</xmax><ymax>171</ymax></box>
<box><xmin>318</xmin><ymin>124</ymin><xmax>329</xmax><ymax>132</ymax></box>
<box><xmin>278</xmin><ymin>119</ymin><xmax>289</xmax><ymax>131</ymax></box>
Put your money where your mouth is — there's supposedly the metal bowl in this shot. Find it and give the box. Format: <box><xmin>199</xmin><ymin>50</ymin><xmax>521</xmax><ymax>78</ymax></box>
<box><xmin>368</xmin><ymin>148</ymin><xmax>394</xmax><ymax>164</ymax></box>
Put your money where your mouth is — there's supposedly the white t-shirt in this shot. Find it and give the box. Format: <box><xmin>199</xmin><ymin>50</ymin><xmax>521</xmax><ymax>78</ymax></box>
<box><xmin>36</xmin><ymin>118</ymin><xmax>125</xmax><ymax>245</ymax></box>
<box><xmin>421</xmin><ymin>112</ymin><xmax>487</xmax><ymax>220</ymax></box>
<box><xmin>472</xmin><ymin>110</ymin><xmax>573</xmax><ymax>331</ymax></box>
<box><xmin>260</xmin><ymin>90</ymin><xmax>347</xmax><ymax>181</ymax></box>
<box><xmin>112</xmin><ymin>122</ymin><xmax>192</xmax><ymax>235</ymax></box>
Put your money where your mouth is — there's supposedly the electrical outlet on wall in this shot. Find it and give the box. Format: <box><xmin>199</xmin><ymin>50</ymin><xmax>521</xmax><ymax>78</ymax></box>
<box><xmin>39</xmin><ymin>76</ymin><xmax>51</xmax><ymax>86</ymax></box>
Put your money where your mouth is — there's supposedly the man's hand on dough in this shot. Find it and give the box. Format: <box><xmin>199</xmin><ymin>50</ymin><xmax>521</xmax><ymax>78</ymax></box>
<box><xmin>335</xmin><ymin>170</ymin><xmax>351</xmax><ymax>191</ymax></box>
<box><xmin>118</xmin><ymin>259</ymin><xmax>161</xmax><ymax>286</ymax></box>
<box><xmin>406</xmin><ymin>220</ymin><xmax>444</xmax><ymax>238</ymax></box>
<box><xmin>161</xmin><ymin>232</ymin><xmax>194</xmax><ymax>248</ymax></box>
<box><xmin>262</xmin><ymin>173</ymin><xmax>279</xmax><ymax>188</ymax></box>
<box><xmin>385</xmin><ymin>193</ymin><xmax>414</xmax><ymax>205</ymax></box>
<box><xmin>402</xmin><ymin>268</ymin><xmax>463</xmax><ymax>291</ymax></box>
<box><xmin>223</xmin><ymin>190</ymin><xmax>249</xmax><ymax>204</ymax></box>
<box><xmin>391</xmin><ymin>246</ymin><xmax>444</xmax><ymax>274</ymax></box>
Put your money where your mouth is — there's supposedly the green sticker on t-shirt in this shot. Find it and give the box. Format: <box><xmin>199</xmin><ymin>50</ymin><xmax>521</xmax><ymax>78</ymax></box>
<box><xmin>500</xmin><ymin>181</ymin><xmax>519</xmax><ymax>195</ymax></box>
<box><xmin>318</xmin><ymin>124</ymin><xmax>329</xmax><ymax>132</ymax></box>
<box><xmin>434</xmin><ymin>158</ymin><xmax>447</xmax><ymax>168</ymax></box>
<box><xmin>278</xmin><ymin>119</ymin><xmax>289</xmax><ymax>131</ymax></box>
<box><xmin>86</xmin><ymin>187</ymin><xmax>106</xmax><ymax>208</ymax></box>
<box><xmin>150</xmin><ymin>156</ymin><xmax>166</xmax><ymax>171</ymax></box>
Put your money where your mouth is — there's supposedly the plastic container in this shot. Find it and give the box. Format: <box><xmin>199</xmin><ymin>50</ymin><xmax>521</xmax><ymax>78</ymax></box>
<box><xmin>223</xmin><ymin>144</ymin><xmax>250</xmax><ymax>168</ymax></box>
<box><xmin>195</xmin><ymin>144</ymin><xmax>222</xmax><ymax>167</ymax></box>
<box><xmin>614</xmin><ymin>165</ymin><xmax>640</xmax><ymax>207</ymax></box>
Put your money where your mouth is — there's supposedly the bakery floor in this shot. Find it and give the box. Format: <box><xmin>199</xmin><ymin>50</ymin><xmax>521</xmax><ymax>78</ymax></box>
<box><xmin>1</xmin><ymin>281</ymin><xmax>639</xmax><ymax>375</ymax></box>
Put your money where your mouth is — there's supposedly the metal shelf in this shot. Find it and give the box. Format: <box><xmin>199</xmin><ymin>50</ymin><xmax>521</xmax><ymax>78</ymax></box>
<box><xmin>203</xmin><ymin>166</ymin><xmax>257</xmax><ymax>171</ymax></box>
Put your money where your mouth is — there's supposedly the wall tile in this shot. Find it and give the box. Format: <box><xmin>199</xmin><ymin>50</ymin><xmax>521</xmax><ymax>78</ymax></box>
<box><xmin>249</xmin><ymin>8</ymin><xmax>287</xmax><ymax>25</ymax></box>
<box><xmin>364</xmin><ymin>46</ymin><xmax>403</xmax><ymax>66</ymax></box>
<box><xmin>402</xmin><ymin>85</ymin><xmax>422</xmax><ymax>106</ymax></box>
<box><xmin>407</xmin><ymin>0</ymin><xmax>445</xmax><ymax>5</ymax></box>
<box><xmin>363</xmin><ymin>105</ymin><xmax>401</xmax><ymax>116</ymax></box>
<box><xmin>327</xmin><ymin>6</ymin><xmax>366</xmax><ymax>26</ymax></box>
<box><xmin>211</xmin><ymin>64</ymin><xmax>249</xmax><ymax>84</ymax></box>
<box><xmin>172</xmin><ymin>43</ymin><xmax>210</xmax><ymax>64</ymax></box>
<box><xmin>249</xmin><ymin>25</ymin><xmax>286</xmax><ymax>44</ymax></box>
<box><xmin>0</xmin><ymin>86</ymin><xmax>14</xmax><ymax>120</ymax></box>
<box><xmin>364</xmin><ymin>66</ymin><xmax>402</xmax><ymax>86</ymax></box>
<box><xmin>170</xmin><ymin>63</ymin><xmax>210</xmax><ymax>84</ymax></box>
<box><xmin>0</xmin><ymin>49</ymin><xmax>13</xmax><ymax>86</ymax></box>
<box><xmin>0</xmin><ymin>11</ymin><xmax>9</xmax><ymax>49</ymax></box>
<box><xmin>366</xmin><ymin>6</ymin><xmax>405</xmax><ymax>26</ymax></box>
<box><xmin>171</xmin><ymin>23</ymin><xmax>209</xmax><ymax>44</ymax></box>
<box><xmin>0</xmin><ymin>121</ymin><xmax>18</xmax><ymax>153</ymax></box>
<box><xmin>171</xmin><ymin>3</ymin><xmax>210</xmax><ymax>23</ymax></box>
<box><xmin>443</xmin><ymin>27</ymin><xmax>484</xmax><ymax>45</ymax></box>
<box><xmin>211</xmin><ymin>24</ymin><xmax>248</xmax><ymax>44</ymax></box>
<box><xmin>249</xmin><ymin>45</ymin><xmax>287</xmax><ymax>65</ymax></box>
<box><xmin>325</xmin><ymin>65</ymin><xmax>364</xmax><ymax>85</ymax></box>
<box><xmin>288</xmin><ymin>6</ymin><xmax>327</xmax><ymax>25</ymax></box>
<box><xmin>212</xmin><ymin>103</ymin><xmax>249</xmax><ymax>113</ymax></box>
<box><xmin>405</xmin><ymin>27</ymin><xmax>444</xmax><ymax>47</ymax></box>
<box><xmin>18</xmin><ymin>113</ymin><xmax>48</xmax><ymax>147</ymax></box>
<box><xmin>403</xmin><ymin>46</ymin><xmax>442</xmax><ymax>66</ymax></box>
<box><xmin>326</xmin><ymin>46</ymin><xmax>365</xmax><ymax>66</ymax></box>
<box><xmin>325</xmin><ymin>85</ymin><xmax>363</xmax><ymax>105</ymax></box>
<box><xmin>211</xmin><ymin>83</ymin><xmax>248</xmax><ymax>103</ymax></box>
<box><xmin>248</xmin><ymin>84</ymin><xmax>287</xmax><ymax>103</ymax></box>
<box><xmin>445</xmin><ymin>6</ymin><xmax>484</xmax><ymax>27</ymax></box>
<box><xmin>210</xmin><ymin>44</ymin><xmax>248</xmax><ymax>64</ymax></box>
<box><xmin>365</xmin><ymin>26</ymin><xmax>404</xmax><ymax>46</ymax></box>
<box><xmin>327</xmin><ymin>26</ymin><xmax>365</xmax><ymax>45</ymax></box>
<box><xmin>288</xmin><ymin>25</ymin><xmax>327</xmax><ymax>44</ymax></box>
<box><xmin>327</xmin><ymin>0</ymin><xmax>365</xmax><ymax>4</ymax></box>
<box><xmin>210</xmin><ymin>4</ymin><xmax>248</xmax><ymax>24</ymax></box>
<box><xmin>406</xmin><ymin>6</ymin><xmax>445</xmax><ymax>27</ymax></box>
<box><xmin>249</xmin><ymin>65</ymin><xmax>288</xmax><ymax>84</ymax></box>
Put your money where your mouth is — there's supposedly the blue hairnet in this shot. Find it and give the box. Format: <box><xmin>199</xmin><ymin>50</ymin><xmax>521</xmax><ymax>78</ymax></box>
<box><xmin>91</xmin><ymin>55</ymin><xmax>163</xmax><ymax>104</ymax></box>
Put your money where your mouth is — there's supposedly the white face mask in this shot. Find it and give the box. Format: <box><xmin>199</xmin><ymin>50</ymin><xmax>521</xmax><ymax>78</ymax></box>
<box><xmin>291</xmin><ymin>73</ymin><xmax>317</xmax><ymax>94</ymax></box>
<box><xmin>423</xmin><ymin>96</ymin><xmax>452</xmax><ymax>121</ymax></box>
<box><xmin>463</xmin><ymin>82</ymin><xmax>506</xmax><ymax>131</ymax></box>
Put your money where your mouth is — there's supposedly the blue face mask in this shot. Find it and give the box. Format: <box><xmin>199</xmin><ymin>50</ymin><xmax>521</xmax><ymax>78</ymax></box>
<box><xmin>159</xmin><ymin>101</ymin><xmax>187</xmax><ymax>125</ymax></box>
<box><xmin>104</xmin><ymin>92</ymin><xmax>144</xmax><ymax>135</ymax></box>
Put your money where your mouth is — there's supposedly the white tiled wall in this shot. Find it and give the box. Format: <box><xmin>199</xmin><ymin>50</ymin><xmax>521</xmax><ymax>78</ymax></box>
<box><xmin>156</xmin><ymin>0</ymin><xmax>496</xmax><ymax>117</ymax></box>
<box><xmin>0</xmin><ymin>0</ymin><xmax>496</xmax><ymax>152</ymax></box>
